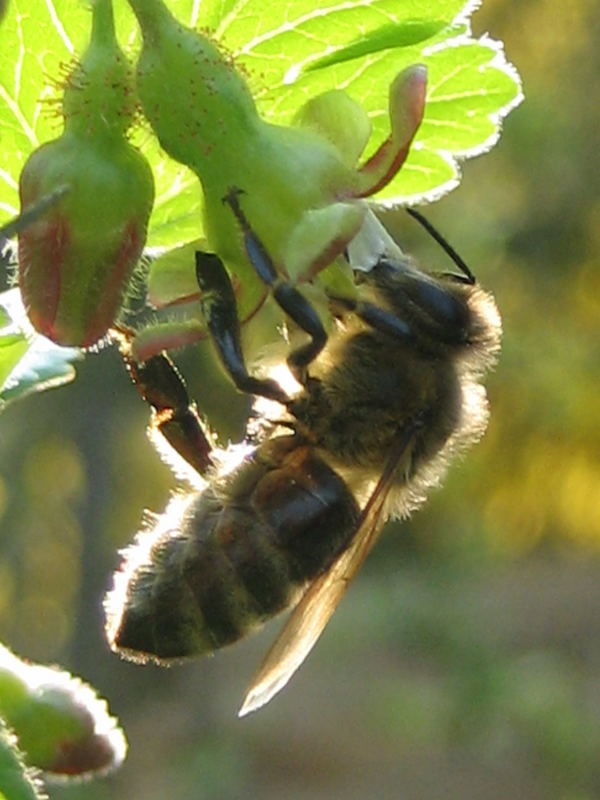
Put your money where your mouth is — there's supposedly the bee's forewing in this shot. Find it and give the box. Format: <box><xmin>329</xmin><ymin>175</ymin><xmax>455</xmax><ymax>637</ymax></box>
<box><xmin>238</xmin><ymin>514</ymin><xmax>384</xmax><ymax>715</ymax></box>
<box><xmin>238</xmin><ymin>422</ymin><xmax>418</xmax><ymax>717</ymax></box>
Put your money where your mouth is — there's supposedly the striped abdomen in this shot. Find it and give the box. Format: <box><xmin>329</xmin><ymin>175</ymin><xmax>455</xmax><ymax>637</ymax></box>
<box><xmin>106</xmin><ymin>436</ymin><xmax>360</xmax><ymax>663</ymax></box>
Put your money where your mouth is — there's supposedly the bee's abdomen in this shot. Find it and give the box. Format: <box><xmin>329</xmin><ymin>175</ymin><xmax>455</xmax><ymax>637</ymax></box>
<box><xmin>106</xmin><ymin>437</ymin><xmax>359</xmax><ymax>663</ymax></box>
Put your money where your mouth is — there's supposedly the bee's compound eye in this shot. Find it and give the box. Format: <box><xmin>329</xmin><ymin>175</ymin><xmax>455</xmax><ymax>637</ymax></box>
<box><xmin>406</xmin><ymin>275</ymin><xmax>471</xmax><ymax>343</ymax></box>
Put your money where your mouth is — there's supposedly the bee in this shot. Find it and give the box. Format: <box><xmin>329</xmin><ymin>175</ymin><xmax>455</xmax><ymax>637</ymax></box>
<box><xmin>105</xmin><ymin>190</ymin><xmax>501</xmax><ymax>716</ymax></box>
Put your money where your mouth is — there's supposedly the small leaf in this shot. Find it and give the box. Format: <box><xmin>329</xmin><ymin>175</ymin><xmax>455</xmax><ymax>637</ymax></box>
<box><xmin>0</xmin><ymin>289</ymin><xmax>80</xmax><ymax>409</ymax></box>
<box><xmin>0</xmin><ymin>331</ymin><xmax>28</xmax><ymax>390</ymax></box>
<box><xmin>148</xmin><ymin>240</ymin><xmax>266</xmax><ymax>326</ymax></box>
<box><xmin>303</xmin><ymin>20</ymin><xmax>450</xmax><ymax>73</ymax></box>
<box><xmin>147</xmin><ymin>240</ymin><xmax>207</xmax><ymax>308</ymax></box>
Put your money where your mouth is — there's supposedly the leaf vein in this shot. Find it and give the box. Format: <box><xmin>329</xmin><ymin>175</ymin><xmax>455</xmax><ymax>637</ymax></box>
<box><xmin>44</xmin><ymin>0</ymin><xmax>74</xmax><ymax>54</ymax></box>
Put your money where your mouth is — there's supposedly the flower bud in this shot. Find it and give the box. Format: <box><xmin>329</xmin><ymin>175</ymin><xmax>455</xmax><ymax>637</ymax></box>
<box><xmin>0</xmin><ymin>645</ymin><xmax>126</xmax><ymax>777</ymax></box>
<box><xmin>127</xmin><ymin>0</ymin><xmax>424</xmax><ymax>288</ymax></box>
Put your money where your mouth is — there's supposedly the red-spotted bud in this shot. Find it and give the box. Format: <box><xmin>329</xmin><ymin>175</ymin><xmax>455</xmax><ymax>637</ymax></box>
<box><xmin>18</xmin><ymin>0</ymin><xmax>154</xmax><ymax>347</ymax></box>
<box><xmin>126</xmin><ymin>0</ymin><xmax>425</xmax><ymax>290</ymax></box>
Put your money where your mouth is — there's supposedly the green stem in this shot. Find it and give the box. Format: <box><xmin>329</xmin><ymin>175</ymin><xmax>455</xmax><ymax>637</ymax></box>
<box><xmin>127</xmin><ymin>0</ymin><xmax>190</xmax><ymax>43</ymax></box>
<box><xmin>125</xmin><ymin>0</ymin><xmax>259</xmax><ymax>173</ymax></box>
<box><xmin>90</xmin><ymin>0</ymin><xmax>116</xmax><ymax>47</ymax></box>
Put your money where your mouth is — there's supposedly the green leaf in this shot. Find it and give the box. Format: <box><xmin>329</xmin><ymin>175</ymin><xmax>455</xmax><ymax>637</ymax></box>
<box><xmin>0</xmin><ymin>331</ymin><xmax>28</xmax><ymax>391</ymax></box>
<box><xmin>1</xmin><ymin>0</ymin><xmax>522</xmax><ymax>252</ymax></box>
<box><xmin>147</xmin><ymin>238</ymin><xmax>266</xmax><ymax>323</ymax></box>
<box><xmin>0</xmin><ymin>1</ymin><xmax>89</xmax><ymax>216</ymax></box>
<box><xmin>302</xmin><ymin>19</ymin><xmax>450</xmax><ymax>72</ymax></box>
<box><xmin>147</xmin><ymin>239</ymin><xmax>205</xmax><ymax>307</ymax></box>
<box><xmin>211</xmin><ymin>1</ymin><xmax>469</xmax><ymax>82</ymax></box>
<box><xmin>0</xmin><ymin>721</ymin><xmax>46</xmax><ymax>800</ymax></box>
<box><xmin>0</xmin><ymin>289</ymin><xmax>80</xmax><ymax>409</ymax></box>
<box><xmin>219</xmin><ymin>8</ymin><xmax>521</xmax><ymax>203</ymax></box>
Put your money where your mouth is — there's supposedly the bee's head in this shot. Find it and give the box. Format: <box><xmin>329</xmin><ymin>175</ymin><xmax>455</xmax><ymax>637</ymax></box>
<box><xmin>369</xmin><ymin>257</ymin><xmax>476</xmax><ymax>348</ymax></box>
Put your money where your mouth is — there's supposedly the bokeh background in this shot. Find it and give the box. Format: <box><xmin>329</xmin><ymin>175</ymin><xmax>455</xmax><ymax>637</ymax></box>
<box><xmin>2</xmin><ymin>0</ymin><xmax>600</xmax><ymax>797</ymax></box>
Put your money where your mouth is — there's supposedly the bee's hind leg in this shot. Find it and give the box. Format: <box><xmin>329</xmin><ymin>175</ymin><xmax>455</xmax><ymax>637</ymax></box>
<box><xmin>113</xmin><ymin>326</ymin><xmax>214</xmax><ymax>477</ymax></box>
<box><xmin>222</xmin><ymin>187</ymin><xmax>327</xmax><ymax>385</ymax></box>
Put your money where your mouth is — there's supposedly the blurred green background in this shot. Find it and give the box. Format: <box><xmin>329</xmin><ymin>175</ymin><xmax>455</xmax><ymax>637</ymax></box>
<box><xmin>2</xmin><ymin>0</ymin><xmax>600</xmax><ymax>797</ymax></box>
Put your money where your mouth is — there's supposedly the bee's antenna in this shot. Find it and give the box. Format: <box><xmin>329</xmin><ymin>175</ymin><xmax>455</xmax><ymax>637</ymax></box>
<box><xmin>406</xmin><ymin>207</ymin><xmax>476</xmax><ymax>284</ymax></box>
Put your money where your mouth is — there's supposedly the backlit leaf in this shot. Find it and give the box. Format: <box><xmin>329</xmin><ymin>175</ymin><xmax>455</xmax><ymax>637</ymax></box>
<box><xmin>0</xmin><ymin>0</ymin><xmax>522</xmax><ymax>249</ymax></box>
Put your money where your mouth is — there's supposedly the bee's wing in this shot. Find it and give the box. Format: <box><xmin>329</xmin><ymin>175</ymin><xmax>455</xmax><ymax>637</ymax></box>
<box><xmin>238</xmin><ymin>424</ymin><xmax>418</xmax><ymax>717</ymax></box>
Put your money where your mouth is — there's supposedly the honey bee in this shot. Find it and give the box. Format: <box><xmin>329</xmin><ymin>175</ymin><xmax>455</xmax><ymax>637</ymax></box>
<box><xmin>105</xmin><ymin>191</ymin><xmax>501</xmax><ymax>716</ymax></box>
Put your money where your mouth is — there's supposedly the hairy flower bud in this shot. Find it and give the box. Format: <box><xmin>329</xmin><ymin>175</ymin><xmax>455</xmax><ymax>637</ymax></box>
<box><xmin>0</xmin><ymin>645</ymin><xmax>126</xmax><ymax>777</ymax></box>
<box><xmin>126</xmin><ymin>0</ymin><xmax>424</xmax><ymax>288</ymax></box>
<box><xmin>18</xmin><ymin>0</ymin><xmax>154</xmax><ymax>347</ymax></box>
